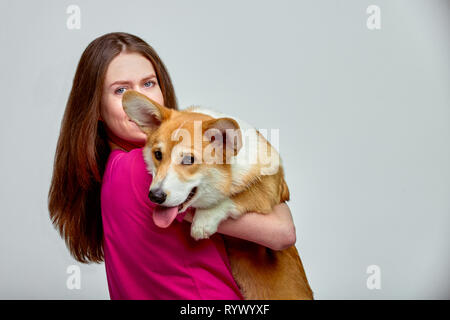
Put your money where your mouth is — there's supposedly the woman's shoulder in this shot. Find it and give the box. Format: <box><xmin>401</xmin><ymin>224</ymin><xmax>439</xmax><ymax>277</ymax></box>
<box><xmin>105</xmin><ymin>147</ymin><xmax>147</xmax><ymax>179</ymax></box>
<box><xmin>102</xmin><ymin>147</ymin><xmax>153</xmax><ymax>208</ymax></box>
<box><xmin>107</xmin><ymin>147</ymin><xmax>143</xmax><ymax>169</ymax></box>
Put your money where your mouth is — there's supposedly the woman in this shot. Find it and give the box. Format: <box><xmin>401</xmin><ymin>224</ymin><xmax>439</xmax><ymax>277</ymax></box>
<box><xmin>48</xmin><ymin>32</ymin><xmax>297</xmax><ymax>299</ymax></box>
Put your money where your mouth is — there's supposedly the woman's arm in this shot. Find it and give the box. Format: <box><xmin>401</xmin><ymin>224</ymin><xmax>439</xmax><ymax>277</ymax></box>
<box><xmin>183</xmin><ymin>203</ymin><xmax>297</xmax><ymax>251</ymax></box>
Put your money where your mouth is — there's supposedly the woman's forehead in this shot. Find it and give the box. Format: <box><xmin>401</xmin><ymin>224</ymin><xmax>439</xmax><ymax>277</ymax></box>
<box><xmin>105</xmin><ymin>52</ymin><xmax>156</xmax><ymax>85</ymax></box>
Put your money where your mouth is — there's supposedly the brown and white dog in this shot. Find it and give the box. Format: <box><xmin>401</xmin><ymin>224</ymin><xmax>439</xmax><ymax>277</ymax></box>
<box><xmin>122</xmin><ymin>90</ymin><xmax>313</xmax><ymax>299</ymax></box>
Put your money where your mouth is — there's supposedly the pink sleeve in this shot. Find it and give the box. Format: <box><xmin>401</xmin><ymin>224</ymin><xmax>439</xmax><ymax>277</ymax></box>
<box><xmin>102</xmin><ymin>148</ymin><xmax>154</xmax><ymax>226</ymax></box>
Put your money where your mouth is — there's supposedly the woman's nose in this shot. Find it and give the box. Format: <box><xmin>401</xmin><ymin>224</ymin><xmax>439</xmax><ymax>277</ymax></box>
<box><xmin>130</xmin><ymin>86</ymin><xmax>141</xmax><ymax>94</ymax></box>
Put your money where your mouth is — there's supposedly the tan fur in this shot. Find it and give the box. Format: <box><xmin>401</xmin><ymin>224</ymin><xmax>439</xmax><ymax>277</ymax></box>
<box><xmin>224</xmin><ymin>237</ymin><xmax>313</xmax><ymax>299</ymax></box>
<box><xmin>226</xmin><ymin>164</ymin><xmax>313</xmax><ymax>300</ymax></box>
<box><xmin>122</xmin><ymin>91</ymin><xmax>313</xmax><ymax>300</ymax></box>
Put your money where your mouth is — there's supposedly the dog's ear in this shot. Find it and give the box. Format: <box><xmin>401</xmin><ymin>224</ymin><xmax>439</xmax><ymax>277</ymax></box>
<box><xmin>122</xmin><ymin>90</ymin><xmax>171</xmax><ymax>133</ymax></box>
<box><xmin>203</xmin><ymin>117</ymin><xmax>242</xmax><ymax>157</ymax></box>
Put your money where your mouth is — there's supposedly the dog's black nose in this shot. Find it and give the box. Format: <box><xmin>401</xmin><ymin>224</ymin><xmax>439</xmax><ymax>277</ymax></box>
<box><xmin>148</xmin><ymin>188</ymin><xmax>167</xmax><ymax>204</ymax></box>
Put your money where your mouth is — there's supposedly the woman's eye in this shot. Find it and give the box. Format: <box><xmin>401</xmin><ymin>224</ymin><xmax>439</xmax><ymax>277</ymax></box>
<box><xmin>181</xmin><ymin>155</ymin><xmax>195</xmax><ymax>165</ymax></box>
<box><xmin>115</xmin><ymin>87</ymin><xmax>127</xmax><ymax>94</ymax></box>
<box><xmin>144</xmin><ymin>81</ymin><xmax>155</xmax><ymax>88</ymax></box>
<box><xmin>154</xmin><ymin>150</ymin><xmax>162</xmax><ymax>161</ymax></box>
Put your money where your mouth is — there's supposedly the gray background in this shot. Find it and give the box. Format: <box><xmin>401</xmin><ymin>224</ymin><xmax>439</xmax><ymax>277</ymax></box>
<box><xmin>0</xmin><ymin>0</ymin><xmax>448</xmax><ymax>299</ymax></box>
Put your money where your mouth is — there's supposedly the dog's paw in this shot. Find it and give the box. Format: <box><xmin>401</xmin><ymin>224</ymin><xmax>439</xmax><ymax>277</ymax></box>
<box><xmin>229</xmin><ymin>208</ymin><xmax>243</xmax><ymax>219</ymax></box>
<box><xmin>190</xmin><ymin>225</ymin><xmax>208</xmax><ymax>240</ymax></box>
<box><xmin>190</xmin><ymin>221</ymin><xmax>218</xmax><ymax>240</ymax></box>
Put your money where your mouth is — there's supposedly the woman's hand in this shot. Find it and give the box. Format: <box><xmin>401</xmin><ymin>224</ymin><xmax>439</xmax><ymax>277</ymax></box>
<box><xmin>183</xmin><ymin>203</ymin><xmax>296</xmax><ymax>250</ymax></box>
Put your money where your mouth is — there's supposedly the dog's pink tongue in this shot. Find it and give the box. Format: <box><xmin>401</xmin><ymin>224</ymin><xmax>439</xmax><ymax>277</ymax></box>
<box><xmin>153</xmin><ymin>205</ymin><xmax>179</xmax><ymax>228</ymax></box>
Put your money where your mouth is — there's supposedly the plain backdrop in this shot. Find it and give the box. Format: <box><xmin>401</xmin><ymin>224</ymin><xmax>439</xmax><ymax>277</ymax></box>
<box><xmin>0</xmin><ymin>0</ymin><xmax>448</xmax><ymax>299</ymax></box>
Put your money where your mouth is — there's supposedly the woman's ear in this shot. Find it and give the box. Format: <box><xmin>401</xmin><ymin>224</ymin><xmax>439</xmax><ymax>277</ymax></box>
<box><xmin>122</xmin><ymin>90</ymin><xmax>171</xmax><ymax>133</ymax></box>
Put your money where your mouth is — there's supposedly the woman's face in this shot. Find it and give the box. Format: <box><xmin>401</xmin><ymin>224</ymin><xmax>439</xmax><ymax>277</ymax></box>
<box><xmin>100</xmin><ymin>51</ymin><xmax>165</xmax><ymax>144</ymax></box>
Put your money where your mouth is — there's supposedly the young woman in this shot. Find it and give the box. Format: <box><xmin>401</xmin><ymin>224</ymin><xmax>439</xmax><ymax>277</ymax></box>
<box><xmin>48</xmin><ymin>32</ymin><xmax>297</xmax><ymax>299</ymax></box>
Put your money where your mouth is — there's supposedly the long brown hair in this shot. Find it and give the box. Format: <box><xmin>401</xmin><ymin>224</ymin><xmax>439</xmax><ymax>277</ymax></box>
<box><xmin>48</xmin><ymin>32</ymin><xmax>179</xmax><ymax>263</ymax></box>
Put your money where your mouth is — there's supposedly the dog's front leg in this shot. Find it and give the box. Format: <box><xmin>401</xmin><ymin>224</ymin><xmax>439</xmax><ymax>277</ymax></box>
<box><xmin>190</xmin><ymin>199</ymin><xmax>237</xmax><ymax>240</ymax></box>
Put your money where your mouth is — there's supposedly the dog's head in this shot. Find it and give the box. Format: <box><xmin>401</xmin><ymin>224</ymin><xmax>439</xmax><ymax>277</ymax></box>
<box><xmin>122</xmin><ymin>90</ymin><xmax>242</xmax><ymax>227</ymax></box>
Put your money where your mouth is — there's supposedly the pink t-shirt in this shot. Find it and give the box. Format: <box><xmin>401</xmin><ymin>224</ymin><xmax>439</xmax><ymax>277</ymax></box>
<box><xmin>100</xmin><ymin>147</ymin><xmax>243</xmax><ymax>300</ymax></box>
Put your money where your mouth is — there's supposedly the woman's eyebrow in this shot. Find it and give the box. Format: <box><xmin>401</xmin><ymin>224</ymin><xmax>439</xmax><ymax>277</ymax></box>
<box><xmin>109</xmin><ymin>80</ymin><xmax>131</xmax><ymax>87</ymax></box>
<box><xmin>141</xmin><ymin>74</ymin><xmax>157</xmax><ymax>81</ymax></box>
<box><xmin>109</xmin><ymin>74</ymin><xmax>156</xmax><ymax>87</ymax></box>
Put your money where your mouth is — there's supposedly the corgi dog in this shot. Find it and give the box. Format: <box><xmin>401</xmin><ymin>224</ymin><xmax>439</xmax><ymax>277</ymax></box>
<box><xmin>122</xmin><ymin>90</ymin><xmax>313</xmax><ymax>300</ymax></box>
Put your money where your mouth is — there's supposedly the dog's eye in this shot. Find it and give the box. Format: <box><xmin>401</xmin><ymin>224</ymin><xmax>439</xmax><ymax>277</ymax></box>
<box><xmin>154</xmin><ymin>150</ymin><xmax>162</xmax><ymax>161</ymax></box>
<box><xmin>181</xmin><ymin>155</ymin><xmax>195</xmax><ymax>165</ymax></box>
